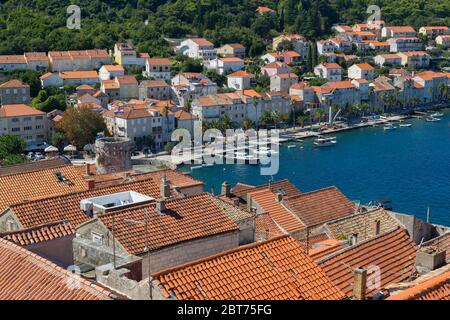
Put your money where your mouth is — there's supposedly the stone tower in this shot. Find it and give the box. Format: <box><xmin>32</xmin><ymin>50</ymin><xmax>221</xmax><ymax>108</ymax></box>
<box><xmin>95</xmin><ymin>137</ymin><xmax>133</xmax><ymax>175</ymax></box>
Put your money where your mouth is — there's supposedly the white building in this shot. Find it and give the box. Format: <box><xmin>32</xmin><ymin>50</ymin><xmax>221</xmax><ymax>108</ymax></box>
<box><xmin>227</xmin><ymin>71</ymin><xmax>256</xmax><ymax>90</ymax></box>
<box><xmin>270</xmin><ymin>73</ymin><xmax>298</xmax><ymax>92</ymax></box>
<box><xmin>314</xmin><ymin>63</ymin><xmax>343</xmax><ymax>82</ymax></box>
<box><xmin>207</xmin><ymin>57</ymin><xmax>244</xmax><ymax>75</ymax></box>
<box><xmin>0</xmin><ymin>104</ymin><xmax>50</xmax><ymax>145</ymax></box>
<box><xmin>49</xmin><ymin>50</ymin><xmax>112</xmax><ymax>72</ymax></box>
<box><xmin>388</xmin><ymin>37</ymin><xmax>423</xmax><ymax>53</ymax></box>
<box><xmin>419</xmin><ymin>26</ymin><xmax>450</xmax><ymax>39</ymax></box>
<box><xmin>99</xmin><ymin>65</ymin><xmax>125</xmax><ymax>81</ymax></box>
<box><xmin>398</xmin><ymin>52</ymin><xmax>431</xmax><ymax>69</ymax></box>
<box><xmin>382</xmin><ymin>26</ymin><xmax>417</xmax><ymax>38</ymax></box>
<box><xmin>176</xmin><ymin>38</ymin><xmax>217</xmax><ymax>61</ymax></box>
<box><xmin>317</xmin><ymin>40</ymin><xmax>336</xmax><ymax>55</ymax></box>
<box><xmin>436</xmin><ymin>35</ymin><xmax>450</xmax><ymax>46</ymax></box>
<box><xmin>144</xmin><ymin>58</ymin><xmax>172</xmax><ymax>80</ymax></box>
<box><xmin>374</xmin><ymin>54</ymin><xmax>402</xmax><ymax>67</ymax></box>
<box><xmin>114</xmin><ymin>43</ymin><xmax>149</xmax><ymax>68</ymax></box>
<box><xmin>348</xmin><ymin>63</ymin><xmax>375</xmax><ymax>81</ymax></box>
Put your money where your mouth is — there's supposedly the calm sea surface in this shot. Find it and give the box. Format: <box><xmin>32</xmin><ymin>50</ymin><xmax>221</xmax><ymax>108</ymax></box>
<box><xmin>183</xmin><ymin>110</ymin><xmax>450</xmax><ymax>226</ymax></box>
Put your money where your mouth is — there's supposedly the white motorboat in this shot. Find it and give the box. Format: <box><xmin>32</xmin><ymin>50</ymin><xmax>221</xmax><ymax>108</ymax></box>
<box><xmin>431</xmin><ymin>112</ymin><xmax>444</xmax><ymax>118</ymax></box>
<box><xmin>225</xmin><ymin>152</ymin><xmax>259</xmax><ymax>164</ymax></box>
<box><xmin>426</xmin><ymin>117</ymin><xmax>441</xmax><ymax>122</ymax></box>
<box><xmin>287</xmin><ymin>145</ymin><xmax>297</xmax><ymax>149</ymax></box>
<box><xmin>399</xmin><ymin>123</ymin><xmax>412</xmax><ymax>128</ymax></box>
<box><xmin>313</xmin><ymin>136</ymin><xmax>337</xmax><ymax>147</ymax></box>
<box><xmin>383</xmin><ymin>124</ymin><xmax>398</xmax><ymax>130</ymax></box>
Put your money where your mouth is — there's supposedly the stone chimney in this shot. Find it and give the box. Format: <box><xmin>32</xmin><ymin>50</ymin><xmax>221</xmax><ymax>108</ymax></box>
<box><xmin>85</xmin><ymin>163</ymin><xmax>92</xmax><ymax>176</ymax></box>
<box><xmin>416</xmin><ymin>248</ymin><xmax>446</xmax><ymax>273</ymax></box>
<box><xmin>160</xmin><ymin>176</ymin><xmax>171</xmax><ymax>198</ymax></box>
<box><xmin>275</xmin><ymin>193</ymin><xmax>283</xmax><ymax>203</ymax></box>
<box><xmin>156</xmin><ymin>199</ymin><xmax>166</xmax><ymax>213</ymax></box>
<box><xmin>87</xmin><ymin>179</ymin><xmax>95</xmax><ymax>190</ymax></box>
<box><xmin>221</xmin><ymin>181</ymin><xmax>231</xmax><ymax>198</ymax></box>
<box><xmin>353</xmin><ymin>268</ymin><xmax>367</xmax><ymax>300</ymax></box>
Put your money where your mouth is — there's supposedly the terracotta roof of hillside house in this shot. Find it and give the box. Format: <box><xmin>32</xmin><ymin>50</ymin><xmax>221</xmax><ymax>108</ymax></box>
<box><xmin>0</xmin><ymin>55</ymin><xmax>27</xmax><ymax>64</ymax></box>
<box><xmin>256</xmin><ymin>6</ymin><xmax>276</xmax><ymax>14</ymax></box>
<box><xmin>174</xmin><ymin>110</ymin><xmax>198</xmax><ymax>121</ymax></box>
<box><xmin>318</xmin><ymin>227</ymin><xmax>417</xmax><ymax>298</ymax></box>
<box><xmin>76</xmin><ymin>84</ymin><xmax>95</xmax><ymax>91</ymax></box>
<box><xmin>321</xmin><ymin>81</ymin><xmax>356</xmax><ymax>92</ymax></box>
<box><xmin>263</xmin><ymin>61</ymin><xmax>289</xmax><ymax>69</ymax></box>
<box><xmin>232</xmin><ymin>179</ymin><xmax>302</xmax><ymax>200</ymax></box>
<box><xmin>227</xmin><ymin>43</ymin><xmax>245</xmax><ymax>49</ymax></box>
<box><xmin>101</xmin><ymin>79</ymin><xmax>120</xmax><ymax>90</ymax></box>
<box><xmin>219</xmin><ymin>57</ymin><xmax>244</xmax><ymax>63</ymax></box>
<box><xmin>366</xmin><ymin>41</ymin><xmax>390</xmax><ymax>46</ymax></box>
<box><xmin>386</xmin><ymin>267</ymin><xmax>450</xmax><ymax>300</ymax></box>
<box><xmin>152</xmin><ymin>236</ymin><xmax>345</xmax><ymax>300</ymax></box>
<box><xmin>0</xmin><ymin>104</ymin><xmax>45</xmax><ymax>117</ymax></box>
<box><xmin>24</xmin><ymin>52</ymin><xmax>48</xmax><ymax>61</ymax></box>
<box><xmin>320</xmin><ymin>62</ymin><xmax>342</xmax><ymax>69</ymax></box>
<box><xmin>249</xmin><ymin>189</ymin><xmax>304</xmax><ymax>234</ymax></box>
<box><xmin>147</xmin><ymin>58</ymin><xmax>171</xmax><ymax>65</ymax></box>
<box><xmin>59</xmin><ymin>71</ymin><xmax>98</xmax><ymax>79</ymax></box>
<box><xmin>398</xmin><ymin>51</ymin><xmax>430</xmax><ymax>57</ymax></box>
<box><xmin>0</xmin><ymin>79</ymin><xmax>29</xmax><ymax>88</ymax></box>
<box><xmin>282</xmin><ymin>186</ymin><xmax>355</xmax><ymax>227</ymax></box>
<box><xmin>379</xmin><ymin>54</ymin><xmax>401</xmax><ymax>59</ymax></box>
<box><xmin>228</xmin><ymin>70</ymin><xmax>255</xmax><ymax>78</ymax></box>
<box><xmin>0</xmin><ymin>158</ymin><xmax>67</xmax><ymax>177</ymax></box>
<box><xmin>324</xmin><ymin>208</ymin><xmax>401</xmax><ymax>243</ymax></box>
<box><xmin>354</xmin><ymin>63</ymin><xmax>375</xmax><ymax>70</ymax></box>
<box><xmin>283</xmin><ymin>51</ymin><xmax>301</xmax><ymax>58</ymax></box>
<box><xmin>116</xmin><ymin>75</ymin><xmax>138</xmax><ymax>85</ymax></box>
<box><xmin>0</xmin><ymin>238</ymin><xmax>114</xmax><ymax>300</ymax></box>
<box><xmin>4</xmin><ymin>178</ymin><xmax>161</xmax><ymax>230</ymax></box>
<box><xmin>308</xmin><ymin>239</ymin><xmax>345</xmax><ymax>261</ymax></box>
<box><xmin>0</xmin><ymin>164</ymin><xmax>88</xmax><ymax>212</ymax></box>
<box><xmin>275</xmin><ymin>73</ymin><xmax>298</xmax><ymax>79</ymax></box>
<box><xmin>49</xmin><ymin>49</ymin><xmax>109</xmax><ymax>59</ymax></box>
<box><xmin>423</xmin><ymin>232</ymin><xmax>450</xmax><ymax>262</ymax></box>
<box><xmin>140</xmin><ymin>80</ymin><xmax>169</xmax><ymax>88</ymax></box>
<box><xmin>421</xmin><ymin>26</ymin><xmax>449</xmax><ymax>31</ymax></box>
<box><xmin>102</xmin><ymin>64</ymin><xmax>125</xmax><ymax>72</ymax></box>
<box><xmin>0</xmin><ymin>221</ymin><xmax>74</xmax><ymax>246</ymax></box>
<box><xmin>191</xmin><ymin>38</ymin><xmax>214</xmax><ymax>47</ymax></box>
<box><xmin>255</xmin><ymin>213</ymin><xmax>285</xmax><ymax>241</ymax></box>
<box><xmin>96</xmin><ymin>193</ymin><xmax>238</xmax><ymax>255</ymax></box>
<box><xmin>39</xmin><ymin>72</ymin><xmax>54</xmax><ymax>80</ymax></box>
<box><xmin>414</xmin><ymin>70</ymin><xmax>447</xmax><ymax>81</ymax></box>
<box><xmin>386</xmin><ymin>26</ymin><xmax>416</xmax><ymax>33</ymax></box>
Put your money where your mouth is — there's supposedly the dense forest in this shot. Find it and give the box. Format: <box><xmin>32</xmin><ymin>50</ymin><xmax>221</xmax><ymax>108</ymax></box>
<box><xmin>0</xmin><ymin>0</ymin><xmax>449</xmax><ymax>57</ymax></box>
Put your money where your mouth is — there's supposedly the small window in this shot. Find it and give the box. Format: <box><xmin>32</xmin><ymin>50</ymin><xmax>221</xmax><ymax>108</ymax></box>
<box><xmin>7</xmin><ymin>220</ymin><xmax>16</xmax><ymax>231</ymax></box>
<box><xmin>350</xmin><ymin>233</ymin><xmax>358</xmax><ymax>246</ymax></box>
<box><xmin>92</xmin><ymin>232</ymin><xmax>104</xmax><ymax>246</ymax></box>
<box><xmin>375</xmin><ymin>220</ymin><xmax>381</xmax><ymax>235</ymax></box>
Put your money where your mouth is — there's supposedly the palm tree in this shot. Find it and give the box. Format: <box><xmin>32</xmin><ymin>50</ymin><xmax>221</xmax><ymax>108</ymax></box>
<box><xmin>271</xmin><ymin>110</ymin><xmax>280</xmax><ymax>129</ymax></box>
<box><xmin>242</xmin><ymin>116</ymin><xmax>254</xmax><ymax>131</ymax></box>
<box><xmin>162</xmin><ymin>103</ymin><xmax>171</xmax><ymax>149</ymax></box>
<box><xmin>252</xmin><ymin>97</ymin><xmax>259</xmax><ymax>130</ymax></box>
<box><xmin>220</xmin><ymin>113</ymin><xmax>233</xmax><ymax>133</ymax></box>
<box><xmin>316</xmin><ymin>108</ymin><xmax>325</xmax><ymax>125</ymax></box>
<box><xmin>260</xmin><ymin>110</ymin><xmax>273</xmax><ymax>128</ymax></box>
<box><xmin>438</xmin><ymin>83</ymin><xmax>449</xmax><ymax>102</ymax></box>
<box><xmin>296</xmin><ymin>114</ymin><xmax>307</xmax><ymax>129</ymax></box>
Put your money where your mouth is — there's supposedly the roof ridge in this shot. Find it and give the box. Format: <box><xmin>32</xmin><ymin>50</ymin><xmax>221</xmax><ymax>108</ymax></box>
<box><xmin>0</xmin><ymin>220</ymin><xmax>71</xmax><ymax>237</ymax></box>
<box><xmin>284</xmin><ymin>185</ymin><xmax>338</xmax><ymax>200</ymax></box>
<box><xmin>152</xmin><ymin>235</ymin><xmax>290</xmax><ymax>278</ymax></box>
<box><xmin>317</xmin><ymin>226</ymin><xmax>404</xmax><ymax>264</ymax></box>
<box><xmin>0</xmin><ymin>162</ymin><xmax>70</xmax><ymax>178</ymax></box>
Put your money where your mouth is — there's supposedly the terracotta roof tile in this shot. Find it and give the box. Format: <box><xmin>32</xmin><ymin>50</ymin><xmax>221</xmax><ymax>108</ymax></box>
<box><xmin>0</xmin><ymin>164</ymin><xmax>88</xmax><ymax>212</ymax></box>
<box><xmin>152</xmin><ymin>236</ymin><xmax>345</xmax><ymax>300</ymax></box>
<box><xmin>0</xmin><ymin>238</ymin><xmax>114</xmax><ymax>300</ymax></box>
<box><xmin>249</xmin><ymin>189</ymin><xmax>305</xmax><ymax>234</ymax></box>
<box><xmin>0</xmin><ymin>158</ymin><xmax>67</xmax><ymax>177</ymax></box>
<box><xmin>283</xmin><ymin>186</ymin><xmax>355</xmax><ymax>227</ymax></box>
<box><xmin>97</xmin><ymin>193</ymin><xmax>239</xmax><ymax>254</ymax></box>
<box><xmin>387</xmin><ymin>268</ymin><xmax>450</xmax><ymax>300</ymax></box>
<box><xmin>318</xmin><ymin>227</ymin><xmax>417</xmax><ymax>298</ymax></box>
<box><xmin>59</xmin><ymin>71</ymin><xmax>98</xmax><ymax>79</ymax></box>
<box><xmin>255</xmin><ymin>213</ymin><xmax>285</xmax><ymax>241</ymax></box>
<box><xmin>0</xmin><ymin>79</ymin><xmax>29</xmax><ymax>88</ymax></box>
<box><xmin>0</xmin><ymin>104</ymin><xmax>45</xmax><ymax>117</ymax></box>
<box><xmin>5</xmin><ymin>178</ymin><xmax>161</xmax><ymax>230</ymax></box>
<box><xmin>232</xmin><ymin>179</ymin><xmax>302</xmax><ymax>200</ymax></box>
<box><xmin>191</xmin><ymin>38</ymin><xmax>214</xmax><ymax>47</ymax></box>
<box><xmin>0</xmin><ymin>221</ymin><xmax>74</xmax><ymax>246</ymax></box>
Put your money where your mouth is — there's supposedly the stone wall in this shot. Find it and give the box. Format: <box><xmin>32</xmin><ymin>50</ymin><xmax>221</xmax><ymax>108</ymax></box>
<box><xmin>95</xmin><ymin>137</ymin><xmax>133</xmax><ymax>175</ymax></box>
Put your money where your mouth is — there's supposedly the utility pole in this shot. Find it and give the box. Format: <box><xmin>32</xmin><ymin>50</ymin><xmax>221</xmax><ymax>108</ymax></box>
<box><xmin>124</xmin><ymin>209</ymin><xmax>153</xmax><ymax>300</ymax></box>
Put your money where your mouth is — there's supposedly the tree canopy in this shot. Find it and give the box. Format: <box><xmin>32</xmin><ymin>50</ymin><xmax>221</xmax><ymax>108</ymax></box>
<box><xmin>0</xmin><ymin>1</ymin><xmax>447</xmax><ymax>58</ymax></box>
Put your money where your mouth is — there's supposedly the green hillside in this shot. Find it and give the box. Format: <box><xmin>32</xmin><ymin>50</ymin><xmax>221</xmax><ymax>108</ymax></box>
<box><xmin>0</xmin><ymin>0</ymin><xmax>448</xmax><ymax>57</ymax></box>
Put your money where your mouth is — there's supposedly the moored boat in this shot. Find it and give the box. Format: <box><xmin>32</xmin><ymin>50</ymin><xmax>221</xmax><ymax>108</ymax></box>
<box><xmin>313</xmin><ymin>136</ymin><xmax>337</xmax><ymax>147</ymax></box>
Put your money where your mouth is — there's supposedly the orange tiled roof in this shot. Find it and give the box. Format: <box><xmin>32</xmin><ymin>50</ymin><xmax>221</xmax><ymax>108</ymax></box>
<box><xmin>421</xmin><ymin>26</ymin><xmax>449</xmax><ymax>31</ymax></box>
<box><xmin>152</xmin><ymin>236</ymin><xmax>346</xmax><ymax>300</ymax></box>
<box><xmin>0</xmin><ymin>158</ymin><xmax>67</xmax><ymax>177</ymax></box>
<box><xmin>249</xmin><ymin>188</ymin><xmax>304</xmax><ymax>234</ymax></box>
<box><xmin>232</xmin><ymin>179</ymin><xmax>302</xmax><ymax>200</ymax></box>
<box><xmin>6</xmin><ymin>178</ymin><xmax>161</xmax><ymax>230</ymax></box>
<box><xmin>59</xmin><ymin>70</ymin><xmax>98</xmax><ymax>79</ymax></box>
<box><xmin>102</xmin><ymin>64</ymin><xmax>125</xmax><ymax>72</ymax></box>
<box><xmin>0</xmin><ymin>238</ymin><xmax>113</xmax><ymax>300</ymax></box>
<box><xmin>320</xmin><ymin>62</ymin><xmax>342</xmax><ymax>69</ymax></box>
<box><xmin>387</xmin><ymin>269</ymin><xmax>450</xmax><ymax>300</ymax></box>
<box><xmin>318</xmin><ymin>227</ymin><xmax>417</xmax><ymax>298</ymax></box>
<box><xmin>0</xmin><ymin>164</ymin><xmax>88</xmax><ymax>212</ymax></box>
<box><xmin>116</xmin><ymin>75</ymin><xmax>138</xmax><ymax>85</ymax></box>
<box><xmin>0</xmin><ymin>104</ymin><xmax>45</xmax><ymax>117</ymax></box>
<box><xmin>255</xmin><ymin>213</ymin><xmax>285</xmax><ymax>241</ymax></box>
<box><xmin>354</xmin><ymin>63</ymin><xmax>375</xmax><ymax>70</ymax></box>
<box><xmin>97</xmin><ymin>193</ymin><xmax>239</xmax><ymax>254</ymax></box>
<box><xmin>283</xmin><ymin>186</ymin><xmax>355</xmax><ymax>227</ymax></box>
<box><xmin>415</xmin><ymin>70</ymin><xmax>447</xmax><ymax>81</ymax></box>
<box><xmin>0</xmin><ymin>221</ymin><xmax>74</xmax><ymax>246</ymax></box>
<box><xmin>191</xmin><ymin>38</ymin><xmax>214</xmax><ymax>47</ymax></box>
<box><xmin>228</xmin><ymin>70</ymin><xmax>254</xmax><ymax>77</ymax></box>
<box><xmin>308</xmin><ymin>239</ymin><xmax>344</xmax><ymax>261</ymax></box>
<box><xmin>386</xmin><ymin>26</ymin><xmax>416</xmax><ymax>33</ymax></box>
<box><xmin>256</xmin><ymin>6</ymin><xmax>276</xmax><ymax>13</ymax></box>
<box><xmin>147</xmin><ymin>58</ymin><xmax>171</xmax><ymax>65</ymax></box>
<box><xmin>0</xmin><ymin>79</ymin><xmax>29</xmax><ymax>88</ymax></box>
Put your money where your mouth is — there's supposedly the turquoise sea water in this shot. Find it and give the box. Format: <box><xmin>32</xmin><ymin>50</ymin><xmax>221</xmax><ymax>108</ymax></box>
<box><xmin>184</xmin><ymin>110</ymin><xmax>450</xmax><ymax>226</ymax></box>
